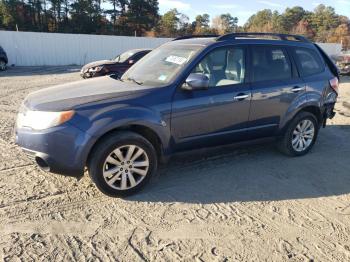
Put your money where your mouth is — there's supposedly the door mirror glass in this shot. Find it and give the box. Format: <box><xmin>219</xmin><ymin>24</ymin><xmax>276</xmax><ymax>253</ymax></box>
<box><xmin>182</xmin><ymin>73</ymin><xmax>209</xmax><ymax>91</ymax></box>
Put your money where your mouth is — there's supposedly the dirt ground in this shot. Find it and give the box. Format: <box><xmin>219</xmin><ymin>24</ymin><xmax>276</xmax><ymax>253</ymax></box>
<box><xmin>0</xmin><ymin>67</ymin><xmax>349</xmax><ymax>261</ymax></box>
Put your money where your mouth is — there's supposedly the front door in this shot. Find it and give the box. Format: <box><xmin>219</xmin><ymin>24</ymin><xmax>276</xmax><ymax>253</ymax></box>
<box><xmin>171</xmin><ymin>46</ymin><xmax>251</xmax><ymax>150</ymax></box>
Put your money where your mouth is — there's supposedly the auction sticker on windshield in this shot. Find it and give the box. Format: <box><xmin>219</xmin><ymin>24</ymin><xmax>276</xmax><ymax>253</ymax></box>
<box><xmin>165</xmin><ymin>55</ymin><xmax>187</xmax><ymax>65</ymax></box>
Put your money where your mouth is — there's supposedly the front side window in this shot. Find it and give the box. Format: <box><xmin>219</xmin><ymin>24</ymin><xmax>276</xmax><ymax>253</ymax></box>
<box><xmin>252</xmin><ymin>46</ymin><xmax>292</xmax><ymax>82</ymax></box>
<box><xmin>191</xmin><ymin>46</ymin><xmax>246</xmax><ymax>87</ymax></box>
<box><xmin>121</xmin><ymin>44</ymin><xmax>204</xmax><ymax>86</ymax></box>
<box><xmin>294</xmin><ymin>48</ymin><xmax>324</xmax><ymax>77</ymax></box>
<box><xmin>132</xmin><ymin>52</ymin><xmax>146</xmax><ymax>61</ymax></box>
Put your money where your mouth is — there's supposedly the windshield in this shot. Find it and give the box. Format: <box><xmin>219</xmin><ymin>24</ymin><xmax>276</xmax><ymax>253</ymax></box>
<box><xmin>121</xmin><ymin>44</ymin><xmax>204</xmax><ymax>86</ymax></box>
<box><xmin>114</xmin><ymin>51</ymin><xmax>135</xmax><ymax>62</ymax></box>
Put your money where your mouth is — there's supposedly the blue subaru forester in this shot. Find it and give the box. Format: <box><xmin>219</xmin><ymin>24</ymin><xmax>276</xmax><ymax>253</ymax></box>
<box><xmin>15</xmin><ymin>33</ymin><xmax>339</xmax><ymax>197</ymax></box>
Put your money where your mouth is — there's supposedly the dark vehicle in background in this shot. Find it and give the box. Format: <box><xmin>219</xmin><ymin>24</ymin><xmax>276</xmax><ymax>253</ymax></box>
<box><xmin>0</xmin><ymin>45</ymin><xmax>8</xmax><ymax>71</ymax></box>
<box><xmin>336</xmin><ymin>56</ymin><xmax>350</xmax><ymax>75</ymax></box>
<box><xmin>80</xmin><ymin>49</ymin><xmax>151</xmax><ymax>79</ymax></box>
<box><xmin>16</xmin><ymin>33</ymin><xmax>339</xmax><ymax>197</ymax></box>
<box><xmin>338</xmin><ymin>62</ymin><xmax>350</xmax><ymax>75</ymax></box>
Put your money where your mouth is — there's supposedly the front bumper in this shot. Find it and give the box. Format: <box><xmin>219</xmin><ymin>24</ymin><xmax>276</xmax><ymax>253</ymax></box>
<box><xmin>15</xmin><ymin>123</ymin><xmax>93</xmax><ymax>177</ymax></box>
<box><xmin>80</xmin><ymin>69</ymin><xmax>104</xmax><ymax>79</ymax></box>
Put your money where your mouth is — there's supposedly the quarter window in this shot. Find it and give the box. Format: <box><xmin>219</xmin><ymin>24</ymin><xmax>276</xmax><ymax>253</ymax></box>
<box><xmin>294</xmin><ymin>48</ymin><xmax>324</xmax><ymax>77</ymax></box>
<box><xmin>191</xmin><ymin>47</ymin><xmax>246</xmax><ymax>87</ymax></box>
<box><xmin>252</xmin><ymin>46</ymin><xmax>292</xmax><ymax>82</ymax></box>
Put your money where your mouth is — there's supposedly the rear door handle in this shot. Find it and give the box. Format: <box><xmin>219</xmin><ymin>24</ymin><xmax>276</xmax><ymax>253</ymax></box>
<box><xmin>233</xmin><ymin>94</ymin><xmax>250</xmax><ymax>101</ymax></box>
<box><xmin>291</xmin><ymin>86</ymin><xmax>304</xmax><ymax>93</ymax></box>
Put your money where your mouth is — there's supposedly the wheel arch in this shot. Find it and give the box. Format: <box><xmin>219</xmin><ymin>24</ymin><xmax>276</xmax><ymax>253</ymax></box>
<box><xmin>279</xmin><ymin>103</ymin><xmax>323</xmax><ymax>135</ymax></box>
<box><xmin>86</xmin><ymin>124</ymin><xmax>165</xmax><ymax>167</ymax></box>
<box><xmin>300</xmin><ymin>105</ymin><xmax>323</xmax><ymax>124</ymax></box>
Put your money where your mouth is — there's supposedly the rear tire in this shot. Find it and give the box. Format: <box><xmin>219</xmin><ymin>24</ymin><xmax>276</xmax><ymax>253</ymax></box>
<box><xmin>278</xmin><ymin>112</ymin><xmax>319</xmax><ymax>156</ymax></box>
<box><xmin>0</xmin><ymin>59</ymin><xmax>6</xmax><ymax>71</ymax></box>
<box><xmin>88</xmin><ymin>131</ymin><xmax>158</xmax><ymax>197</ymax></box>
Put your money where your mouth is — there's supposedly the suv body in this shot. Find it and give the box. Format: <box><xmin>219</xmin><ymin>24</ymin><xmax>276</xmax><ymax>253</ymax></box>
<box><xmin>80</xmin><ymin>49</ymin><xmax>151</xmax><ymax>79</ymax></box>
<box><xmin>0</xmin><ymin>45</ymin><xmax>8</xmax><ymax>71</ymax></box>
<box><xmin>15</xmin><ymin>33</ymin><xmax>339</xmax><ymax>196</ymax></box>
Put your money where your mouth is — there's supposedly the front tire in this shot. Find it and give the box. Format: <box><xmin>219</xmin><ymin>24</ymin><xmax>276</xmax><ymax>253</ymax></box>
<box><xmin>0</xmin><ymin>60</ymin><xmax>6</xmax><ymax>71</ymax></box>
<box><xmin>88</xmin><ymin>131</ymin><xmax>158</xmax><ymax>197</ymax></box>
<box><xmin>278</xmin><ymin>112</ymin><xmax>319</xmax><ymax>156</ymax></box>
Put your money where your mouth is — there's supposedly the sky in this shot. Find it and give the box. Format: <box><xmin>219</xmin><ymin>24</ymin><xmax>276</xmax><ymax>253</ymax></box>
<box><xmin>158</xmin><ymin>0</ymin><xmax>350</xmax><ymax>25</ymax></box>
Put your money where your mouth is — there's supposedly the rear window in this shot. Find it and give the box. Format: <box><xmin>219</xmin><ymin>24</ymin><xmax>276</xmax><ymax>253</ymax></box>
<box><xmin>293</xmin><ymin>48</ymin><xmax>324</xmax><ymax>77</ymax></box>
<box><xmin>251</xmin><ymin>46</ymin><xmax>292</xmax><ymax>82</ymax></box>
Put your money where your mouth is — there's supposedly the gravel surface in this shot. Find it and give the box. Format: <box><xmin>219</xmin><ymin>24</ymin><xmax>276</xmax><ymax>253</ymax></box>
<box><xmin>0</xmin><ymin>67</ymin><xmax>350</xmax><ymax>261</ymax></box>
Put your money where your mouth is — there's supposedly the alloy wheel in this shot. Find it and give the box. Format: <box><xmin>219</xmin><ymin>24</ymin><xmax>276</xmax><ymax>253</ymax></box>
<box><xmin>102</xmin><ymin>145</ymin><xmax>149</xmax><ymax>190</ymax></box>
<box><xmin>291</xmin><ymin>119</ymin><xmax>315</xmax><ymax>152</ymax></box>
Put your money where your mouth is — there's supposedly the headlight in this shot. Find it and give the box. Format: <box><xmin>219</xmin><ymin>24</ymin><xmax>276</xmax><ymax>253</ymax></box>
<box><xmin>88</xmin><ymin>66</ymin><xmax>103</xmax><ymax>72</ymax></box>
<box><xmin>17</xmin><ymin>109</ymin><xmax>75</xmax><ymax>130</ymax></box>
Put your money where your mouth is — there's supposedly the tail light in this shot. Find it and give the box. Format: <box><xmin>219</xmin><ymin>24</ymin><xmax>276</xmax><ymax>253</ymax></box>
<box><xmin>329</xmin><ymin>77</ymin><xmax>339</xmax><ymax>94</ymax></box>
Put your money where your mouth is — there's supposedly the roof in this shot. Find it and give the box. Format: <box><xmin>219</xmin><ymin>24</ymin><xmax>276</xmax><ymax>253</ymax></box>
<box><xmin>170</xmin><ymin>33</ymin><xmax>314</xmax><ymax>48</ymax></box>
<box><xmin>170</xmin><ymin>37</ymin><xmax>217</xmax><ymax>46</ymax></box>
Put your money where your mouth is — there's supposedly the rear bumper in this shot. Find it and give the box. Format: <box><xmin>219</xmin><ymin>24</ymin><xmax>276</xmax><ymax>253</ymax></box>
<box><xmin>325</xmin><ymin>103</ymin><xmax>336</xmax><ymax>119</ymax></box>
<box><xmin>322</xmin><ymin>103</ymin><xmax>336</xmax><ymax>127</ymax></box>
<box><xmin>15</xmin><ymin>123</ymin><xmax>94</xmax><ymax>177</ymax></box>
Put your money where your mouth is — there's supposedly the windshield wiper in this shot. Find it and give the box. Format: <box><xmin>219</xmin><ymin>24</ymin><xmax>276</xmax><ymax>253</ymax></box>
<box><xmin>125</xmin><ymin>77</ymin><xmax>143</xmax><ymax>85</ymax></box>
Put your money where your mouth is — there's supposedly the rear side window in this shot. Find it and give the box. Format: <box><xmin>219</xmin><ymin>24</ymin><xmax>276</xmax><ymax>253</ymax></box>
<box><xmin>251</xmin><ymin>46</ymin><xmax>292</xmax><ymax>82</ymax></box>
<box><xmin>293</xmin><ymin>48</ymin><xmax>324</xmax><ymax>77</ymax></box>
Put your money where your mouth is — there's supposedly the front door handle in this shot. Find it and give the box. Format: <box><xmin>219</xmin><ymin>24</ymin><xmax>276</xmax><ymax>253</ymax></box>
<box><xmin>291</xmin><ymin>86</ymin><xmax>304</xmax><ymax>93</ymax></box>
<box><xmin>233</xmin><ymin>94</ymin><xmax>250</xmax><ymax>101</ymax></box>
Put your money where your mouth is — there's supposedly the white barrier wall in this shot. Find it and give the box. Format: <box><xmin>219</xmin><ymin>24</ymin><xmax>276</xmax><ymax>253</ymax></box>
<box><xmin>0</xmin><ymin>30</ymin><xmax>343</xmax><ymax>66</ymax></box>
<box><xmin>0</xmin><ymin>31</ymin><xmax>171</xmax><ymax>66</ymax></box>
<box><xmin>317</xmin><ymin>43</ymin><xmax>342</xmax><ymax>57</ymax></box>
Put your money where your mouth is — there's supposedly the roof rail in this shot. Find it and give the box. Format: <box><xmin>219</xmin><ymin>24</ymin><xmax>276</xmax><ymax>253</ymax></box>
<box><xmin>216</xmin><ymin>33</ymin><xmax>310</xmax><ymax>43</ymax></box>
<box><xmin>173</xmin><ymin>34</ymin><xmax>219</xmax><ymax>41</ymax></box>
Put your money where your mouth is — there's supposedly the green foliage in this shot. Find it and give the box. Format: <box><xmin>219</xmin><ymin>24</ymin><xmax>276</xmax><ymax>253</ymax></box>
<box><xmin>0</xmin><ymin>0</ymin><xmax>348</xmax><ymax>49</ymax></box>
<box><xmin>212</xmin><ymin>13</ymin><xmax>238</xmax><ymax>34</ymax></box>
<box><xmin>310</xmin><ymin>4</ymin><xmax>340</xmax><ymax>42</ymax></box>
<box><xmin>243</xmin><ymin>4</ymin><xmax>349</xmax><ymax>48</ymax></box>
<box><xmin>281</xmin><ymin>6</ymin><xmax>308</xmax><ymax>32</ymax></box>
<box><xmin>157</xmin><ymin>9</ymin><xmax>179</xmax><ymax>37</ymax></box>
<box><xmin>124</xmin><ymin>0</ymin><xmax>159</xmax><ymax>36</ymax></box>
<box><xmin>0</xmin><ymin>1</ymin><xmax>14</xmax><ymax>28</ymax></box>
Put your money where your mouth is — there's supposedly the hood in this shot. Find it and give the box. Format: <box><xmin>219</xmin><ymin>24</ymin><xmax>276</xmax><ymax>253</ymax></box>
<box><xmin>24</xmin><ymin>76</ymin><xmax>153</xmax><ymax>111</ymax></box>
<box><xmin>82</xmin><ymin>60</ymin><xmax>118</xmax><ymax>70</ymax></box>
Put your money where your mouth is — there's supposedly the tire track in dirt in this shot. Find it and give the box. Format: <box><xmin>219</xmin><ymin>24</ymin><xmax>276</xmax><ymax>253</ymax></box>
<box><xmin>1</xmin><ymin>69</ymin><xmax>350</xmax><ymax>261</ymax></box>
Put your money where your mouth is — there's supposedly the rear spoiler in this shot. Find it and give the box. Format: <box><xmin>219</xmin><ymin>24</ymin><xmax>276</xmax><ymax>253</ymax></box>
<box><xmin>314</xmin><ymin>44</ymin><xmax>340</xmax><ymax>80</ymax></box>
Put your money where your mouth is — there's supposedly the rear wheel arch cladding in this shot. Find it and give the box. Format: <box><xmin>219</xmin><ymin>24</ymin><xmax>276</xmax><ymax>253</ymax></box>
<box><xmin>279</xmin><ymin>94</ymin><xmax>309</xmax><ymax>132</ymax></box>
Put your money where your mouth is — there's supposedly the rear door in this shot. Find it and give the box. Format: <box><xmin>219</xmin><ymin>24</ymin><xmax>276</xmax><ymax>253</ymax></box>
<box><xmin>248</xmin><ymin>44</ymin><xmax>305</xmax><ymax>137</ymax></box>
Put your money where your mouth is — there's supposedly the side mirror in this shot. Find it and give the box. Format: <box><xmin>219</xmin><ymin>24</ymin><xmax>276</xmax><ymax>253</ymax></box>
<box><xmin>182</xmin><ymin>73</ymin><xmax>209</xmax><ymax>91</ymax></box>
